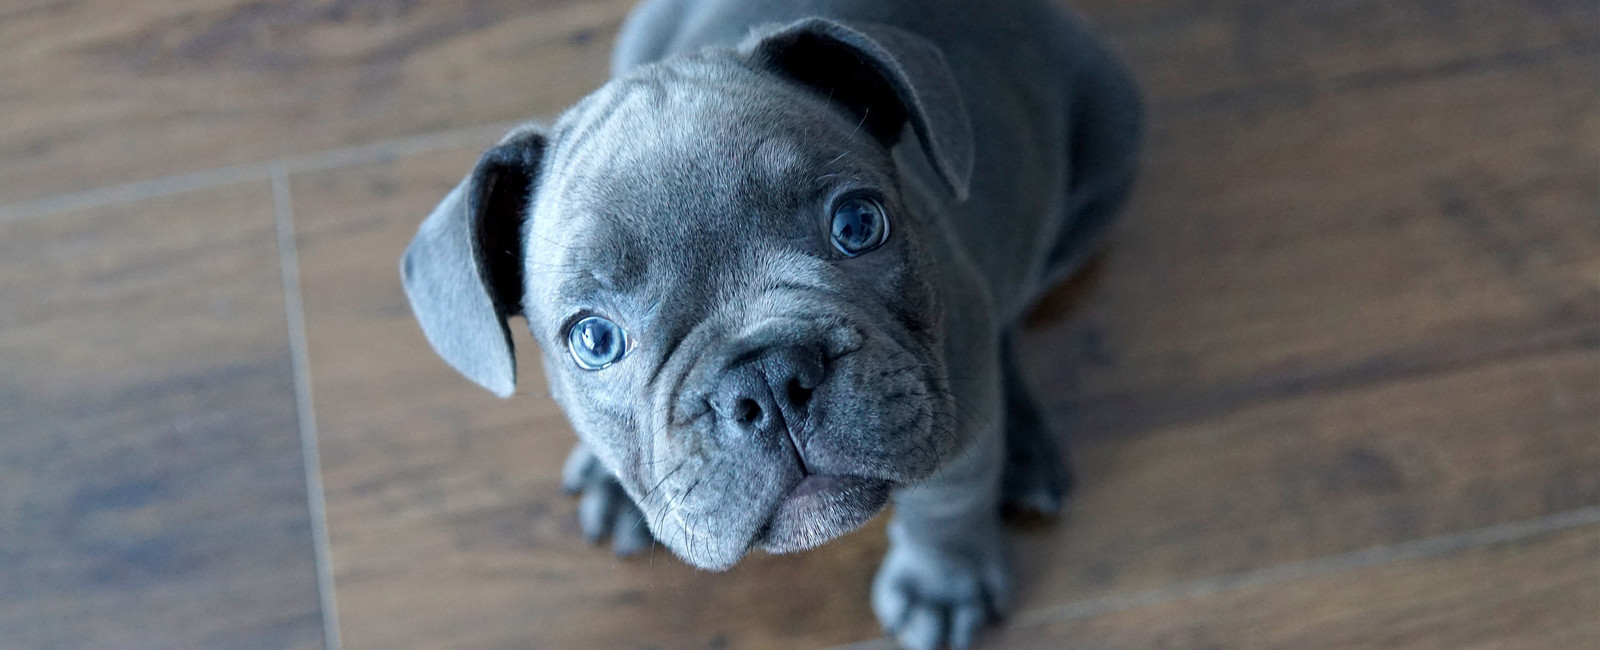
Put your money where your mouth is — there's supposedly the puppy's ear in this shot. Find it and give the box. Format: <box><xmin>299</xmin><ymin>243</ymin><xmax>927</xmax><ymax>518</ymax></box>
<box><xmin>399</xmin><ymin>125</ymin><xmax>545</xmax><ymax>398</ymax></box>
<box><xmin>741</xmin><ymin>18</ymin><xmax>974</xmax><ymax>200</ymax></box>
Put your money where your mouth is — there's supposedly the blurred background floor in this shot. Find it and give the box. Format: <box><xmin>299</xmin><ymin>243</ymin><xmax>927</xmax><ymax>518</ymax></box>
<box><xmin>1</xmin><ymin>0</ymin><xmax>1596</xmax><ymax>648</ymax></box>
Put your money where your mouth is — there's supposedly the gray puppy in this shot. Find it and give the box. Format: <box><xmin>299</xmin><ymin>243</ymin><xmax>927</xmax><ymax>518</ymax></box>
<box><xmin>400</xmin><ymin>0</ymin><xmax>1140</xmax><ymax>647</ymax></box>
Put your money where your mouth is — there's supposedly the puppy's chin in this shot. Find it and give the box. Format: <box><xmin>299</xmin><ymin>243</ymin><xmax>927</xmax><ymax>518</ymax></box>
<box><xmin>757</xmin><ymin>475</ymin><xmax>894</xmax><ymax>554</ymax></box>
<box><xmin>667</xmin><ymin>475</ymin><xmax>891</xmax><ymax>570</ymax></box>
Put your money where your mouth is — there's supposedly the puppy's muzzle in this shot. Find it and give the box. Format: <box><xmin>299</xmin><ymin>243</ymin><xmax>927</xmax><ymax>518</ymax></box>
<box><xmin>708</xmin><ymin>345</ymin><xmax>826</xmax><ymax>461</ymax></box>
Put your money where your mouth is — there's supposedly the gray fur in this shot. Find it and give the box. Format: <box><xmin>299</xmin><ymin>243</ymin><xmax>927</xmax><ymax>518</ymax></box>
<box><xmin>401</xmin><ymin>1</ymin><xmax>1140</xmax><ymax>647</ymax></box>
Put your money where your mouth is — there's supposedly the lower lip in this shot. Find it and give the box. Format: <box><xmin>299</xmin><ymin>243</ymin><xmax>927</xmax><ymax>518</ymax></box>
<box><xmin>790</xmin><ymin>474</ymin><xmax>844</xmax><ymax>498</ymax></box>
<box><xmin>758</xmin><ymin>475</ymin><xmax>893</xmax><ymax>554</ymax></box>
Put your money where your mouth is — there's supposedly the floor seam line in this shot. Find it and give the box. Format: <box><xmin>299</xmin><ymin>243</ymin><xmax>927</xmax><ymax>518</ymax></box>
<box><xmin>0</xmin><ymin>120</ymin><xmax>522</xmax><ymax>225</ymax></box>
<box><xmin>271</xmin><ymin>167</ymin><xmax>343</xmax><ymax>650</ymax></box>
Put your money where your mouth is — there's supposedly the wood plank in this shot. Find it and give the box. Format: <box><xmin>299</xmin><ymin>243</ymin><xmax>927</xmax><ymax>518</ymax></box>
<box><xmin>1</xmin><ymin>0</ymin><xmax>1591</xmax><ymax>210</ymax></box>
<box><xmin>990</xmin><ymin>523</ymin><xmax>1600</xmax><ymax>649</ymax></box>
<box><xmin>1078</xmin><ymin>0</ymin><xmax>1597</xmax><ymax>109</ymax></box>
<box><xmin>1022</xmin><ymin>44</ymin><xmax>1599</xmax><ymax>438</ymax></box>
<box><xmin>1013</xmin><ymin>349</ymin><xmax>1599</xmax><ymax>609</ymax></box>
<box><xmin>0</xmin><ymin>184</ymin><xmax>324</xmax><ymax>648</ymax></box>
<box><xmin>1004</xmin><ymin>34</ymin><xmax>1600</xmax><ymax>626</ymax></box>
<box><xmin>0</xmin><ymin>0</ymin><xmax>634</xmax><ymax>206</ymax></box>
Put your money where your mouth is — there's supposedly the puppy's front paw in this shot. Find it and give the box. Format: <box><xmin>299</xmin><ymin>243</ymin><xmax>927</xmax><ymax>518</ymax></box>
<box><xmin>561</xmin><ymin>443</ymin><xmax>653</xmax><ymax>556</ymax></box>
<box><xmin>871</xmin><ymin>523</ymin><xmax>1013</xmax><ymax>650</ymax></box>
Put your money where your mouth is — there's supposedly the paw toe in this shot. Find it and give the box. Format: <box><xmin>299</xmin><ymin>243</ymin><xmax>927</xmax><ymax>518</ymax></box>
<box><xmin>566</xmin><ymin>444</ymin><xmax>656</xmax><ymax>553</ymax></box>
<box><xmin>896</xmin><ymin>605</ymin><xmax>944</xmax><ymax>650</ymax></box>
<box><xmin>948</xmin><ymin>603</ymin><xmax>985</xmax><ymax>650</ymax></box>
<box><xmin>610</xmin><ymin>503</ymin><xmax>651</xmax><ymax>556</ymax></box>
<box><xmin>576</xmin><ymin>479</ymin><xmax>618</xmax><ymax>543</ymax></box>
<box><xmin>1003</xmin><ymin>482</ymin><xmax>1063</xmax><ymax>515</ymax></box>
<box><xmin>560</xmin><ymin>443</ymin><xmax>600</xmax><ymax>495</ymax></box>
<box><xmin>872</xmin><ymin>539</ymin><xmax>1012</xmax><ymax>650</ymax></box>
<box><xmin>872</xmin><ymin>577</ymin><xmax>913</xmax><ymax>634</ymax></box>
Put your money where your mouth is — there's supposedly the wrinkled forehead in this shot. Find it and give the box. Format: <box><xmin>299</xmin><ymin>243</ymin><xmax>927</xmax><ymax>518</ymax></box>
<box><xmin>546</xmin><ymin>60</ymin><xmax>889</xmax><ymax>212</ymax></box>
<box><xmin>520</xmin><ymin>58</ymin><xmax>900</xmax><ymax>328</ymax></box>
<box><xmin>532</xmin><ymin>63</ymin><xmax>885</xmax><ymax>260</ymax></box>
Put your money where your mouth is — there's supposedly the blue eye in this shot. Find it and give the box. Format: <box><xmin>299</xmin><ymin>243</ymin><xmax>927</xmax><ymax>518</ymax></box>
<box><xmin>830</xmin><ymin>195</ymin><xmax>889</xmax><ymax>255</ymax></box>
<box><xmin>567</xmin><ymin>315</ymin><xmax>628</xmax><ymax>370</ymax></box>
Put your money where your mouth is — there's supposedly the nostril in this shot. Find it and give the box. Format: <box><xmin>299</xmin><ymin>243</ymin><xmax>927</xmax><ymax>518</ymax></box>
<box><xmin>734</xmin><ymin>398</ymin><xmax>762</xmax><ymax>425</ymax></box>
<box><xmin>786</xmin><ymin>377</ymin><xmax>813</xmax><ymax>409</ymax></box>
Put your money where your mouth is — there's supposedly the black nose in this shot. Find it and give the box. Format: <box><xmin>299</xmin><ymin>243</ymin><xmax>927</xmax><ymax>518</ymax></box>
<box><xmin>710</xmin><ymin>345</ymin><xmax>826</xmax><ymax>435</ymax></box>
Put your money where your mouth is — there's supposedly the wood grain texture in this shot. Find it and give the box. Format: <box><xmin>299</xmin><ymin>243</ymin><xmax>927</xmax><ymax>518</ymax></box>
<box><xmin>1</xmin><ymin>0</ymin><xmax>1577</xmax><ymax>647</ymax></box>
<box><xmin>0</xmin><ymin>0</ymin><xmax>635</xmax><ymax>205</ymax></box>
<box><xmin>8</xmin><ymin>0</ymin><xmax>1589</xmax><ymax>208</ymax></box>
<box><xmin>0</xmin><ymin>184</ymin><xmax>324</xmax><ymax>648</ymax></box>
<box><xmin>1078</xmin><ymin>0</ymin><xmax>1597</xmax><ymax>109</ymax></box>
<box><xmin>1023</xmin><ymin>32</ymin><xmax>1599</xmax><ymax>439</ymax></box>
<box><xmin>1012</xmin><ymin>350</ymin><xmax>1599</xmax><ymax>609</ymax></box>
<box><xmin>990</xmin><ymin>524</ymin><xmax>1600</xmax><ymax>649</ymax></box>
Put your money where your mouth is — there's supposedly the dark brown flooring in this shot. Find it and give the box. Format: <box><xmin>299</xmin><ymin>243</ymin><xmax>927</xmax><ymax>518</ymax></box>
<box><xmin>1</xmin><ymin>0</ymin><xmax>1595</xmax><ymax>648</ymax></box>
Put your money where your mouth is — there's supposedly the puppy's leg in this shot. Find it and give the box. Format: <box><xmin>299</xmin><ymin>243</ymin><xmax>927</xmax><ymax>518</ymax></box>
<box><xmin>999</xmin><ymin>332</ymin><xmax>1073</xmax><ymax>516</ymax></box>
<box><xmin>1034</xmin><ymin>50</ymin><xmax>1144</xmax><ymax>293</ymax></box>
<box><xmin>561</xmin><ymin>442</ymin><xmax>654</xmax><ymax>556</ymax></box>
<box><xmin>872</xmin><ymin>350</ymin><xmax>1010</xmax><ymax>650</ymax></box>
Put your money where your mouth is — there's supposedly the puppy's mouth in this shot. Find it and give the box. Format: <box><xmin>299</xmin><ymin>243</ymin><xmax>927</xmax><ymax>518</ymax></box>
<box><xmin>755</xmin><ymin>474</ymin><xmax>893</xmax><ymax>554</ymax></box>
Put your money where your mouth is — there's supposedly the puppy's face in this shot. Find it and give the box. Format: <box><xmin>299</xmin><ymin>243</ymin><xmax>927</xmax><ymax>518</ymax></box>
<box><xmin>400</xmin><ymin>19</ymin><xmax>975</xmax><ymax>571</ymax></box>
<box><xmin>523</xmin><ymin>57</ymin><xmax>956</xmax><ymax>569</ymax></box>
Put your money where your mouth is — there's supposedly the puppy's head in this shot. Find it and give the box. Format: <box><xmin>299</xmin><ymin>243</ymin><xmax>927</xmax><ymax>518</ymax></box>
<box><xmin>401</xmin><ymin>19</ymin><xmax>973</xmax><ymax>569</ymax></box>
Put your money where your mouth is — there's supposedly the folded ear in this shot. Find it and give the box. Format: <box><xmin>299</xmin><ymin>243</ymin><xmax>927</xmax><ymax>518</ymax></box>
<box><xmin>741</xmin><ymin>18</ymin><xmax>974</xmax><ymax>200</ymax></box>
<box><xmin>399</xmin><ymin>126</ymin><xmax>546</xmax><ymax>398</ymax></box>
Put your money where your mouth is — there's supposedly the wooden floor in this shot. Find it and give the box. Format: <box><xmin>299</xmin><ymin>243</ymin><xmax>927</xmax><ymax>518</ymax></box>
<box><xmin>2</xmin><ymin>0</ymin><xmax>1596</xmax><ymax>648</ymax></box>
